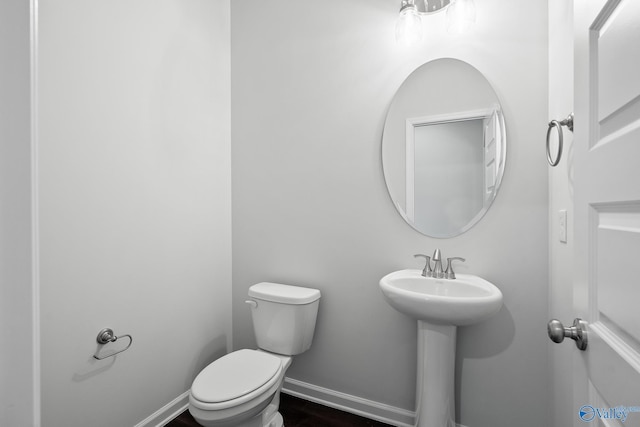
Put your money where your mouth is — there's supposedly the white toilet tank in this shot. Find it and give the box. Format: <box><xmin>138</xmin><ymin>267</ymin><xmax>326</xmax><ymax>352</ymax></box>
<box><xmin>248</xmin><ymin>282</ymin><xmax>321</xmax><ymax>356</ymax></box>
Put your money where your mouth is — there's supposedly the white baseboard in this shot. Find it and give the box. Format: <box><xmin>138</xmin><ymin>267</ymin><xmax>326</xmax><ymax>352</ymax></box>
<box><xmin>282</xmin><ymin>377</ymin><xmax>416</xmax><ymax>427</ymax></box>
<box><xmin>141</xmin><ymin>380</ymin><xmax>418</xmax><ymax>427</ymax></box>
<box><xmin>134</xmin><ymin>390</ymin><xmax>190</xmax><ymax>427</ymax></box>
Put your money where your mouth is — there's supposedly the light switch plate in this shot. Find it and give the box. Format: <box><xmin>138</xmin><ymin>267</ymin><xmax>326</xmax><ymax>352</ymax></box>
<box><xmin>559</xmin><ymin>209</ymin><xmax>567</xmax><ymax>243</ymax></box>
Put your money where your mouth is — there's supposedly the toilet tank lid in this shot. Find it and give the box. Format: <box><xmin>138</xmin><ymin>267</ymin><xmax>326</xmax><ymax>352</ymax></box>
<box><xmin>249</xmin><ymin>282</ymin><xmax>321</xmax><ymax>304</ymax></box>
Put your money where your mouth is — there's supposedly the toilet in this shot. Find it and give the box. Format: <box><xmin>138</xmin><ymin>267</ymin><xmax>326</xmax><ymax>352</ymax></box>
<box><xmin>188</xmin><ymin>282</ymin><xmax>321</xmax><ymax>427</ymax></box>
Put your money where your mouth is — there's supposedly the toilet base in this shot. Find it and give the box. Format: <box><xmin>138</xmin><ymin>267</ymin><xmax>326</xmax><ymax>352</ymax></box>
<box><xmin>264</xmin><ymin>411</ymin><xmax>283</xmax><ymax>427</ymax></box>
<box><xmin>261</xmin><ymin>392</ymin><xmax>284</xmax><ymax>427</ymax></box>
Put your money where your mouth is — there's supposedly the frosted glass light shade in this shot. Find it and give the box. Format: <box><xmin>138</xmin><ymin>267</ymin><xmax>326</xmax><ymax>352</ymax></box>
<box><xmin>396</xmin><ymin>5</ymin><xmax>423</xmax><ymax>46</ymax></box>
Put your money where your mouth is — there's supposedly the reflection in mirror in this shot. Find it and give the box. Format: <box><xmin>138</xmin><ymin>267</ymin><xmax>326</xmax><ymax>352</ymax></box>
<box><xmin>382</xmin><ymin>59</ymin><xmax>506</xmax><ymax>238</ymax></box>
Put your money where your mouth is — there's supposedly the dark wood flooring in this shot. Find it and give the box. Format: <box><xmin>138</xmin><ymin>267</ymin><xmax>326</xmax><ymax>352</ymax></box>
<box><xmin>167</xmin><ymin>393</ymin><xmax>393</xmax><ymax>427</ymax></box>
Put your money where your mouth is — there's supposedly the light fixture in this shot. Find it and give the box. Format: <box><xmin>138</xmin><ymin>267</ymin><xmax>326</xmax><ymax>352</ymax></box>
<box><xmin>396</xmin><ymin>0</ymin><xmax>423</xmax><ymax>46</ymax></box>
<box><xmin>395</xmin><ymin>0</ymin><xmax>475</xmax><ymax>45</ymax></box>
<box><xmin>446</xmin><ymin>0</ymin><xmax>476</xmax><ymax>34</ymax></box>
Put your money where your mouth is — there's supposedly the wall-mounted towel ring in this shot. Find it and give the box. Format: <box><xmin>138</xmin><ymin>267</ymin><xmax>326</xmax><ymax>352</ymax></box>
<box><xmin>547</xmin><ymin>113</ymin><xmax>574</xmax><ymax>167</ymax></box>
<box><xmin>93</xmin><ymin>328</ymin><xmax>133</xmax><ymax>360</ymax></box>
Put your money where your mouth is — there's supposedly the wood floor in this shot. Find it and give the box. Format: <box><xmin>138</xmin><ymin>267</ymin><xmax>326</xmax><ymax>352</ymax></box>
<box><xmin>167</xmin><ymin>393</ymin><xmax>393</xmax><ymax>427</ymax></box>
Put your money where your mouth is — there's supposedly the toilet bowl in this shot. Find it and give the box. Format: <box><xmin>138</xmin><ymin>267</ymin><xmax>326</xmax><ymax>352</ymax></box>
<box><xmin>189</xmin><ymin>350</ymin><xmax>291</xmax><ymax>427</ymax></box>
<box><xmin>188</xmin><ymin>283</ymin><xmax>320</xmax><ymax>427</ymax></box>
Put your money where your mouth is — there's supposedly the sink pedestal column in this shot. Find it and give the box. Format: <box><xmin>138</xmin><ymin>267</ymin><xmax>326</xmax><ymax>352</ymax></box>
<box><xmin>416</xmin><ymin>321</ymin><xmax>456</xmax><ymax>427</ymax></box>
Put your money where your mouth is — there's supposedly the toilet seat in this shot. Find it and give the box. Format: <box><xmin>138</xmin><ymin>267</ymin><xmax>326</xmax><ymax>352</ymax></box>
<box><xmin>190</xmin><ymin>349</ymin><xmax>283</xmax><ymax>411</ymax></box>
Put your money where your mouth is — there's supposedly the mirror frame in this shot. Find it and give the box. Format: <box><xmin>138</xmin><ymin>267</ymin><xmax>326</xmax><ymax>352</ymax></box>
<box><xmin>381</xmin><ymin>58</ymin><xmax>507</xmax><ymax>238</ymax></box>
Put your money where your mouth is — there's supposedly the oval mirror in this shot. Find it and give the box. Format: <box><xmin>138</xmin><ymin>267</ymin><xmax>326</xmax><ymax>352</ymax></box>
<box><xmin>382</xmin><ymin>58</ymin><xmax>506</xmax><ymax>238</ymax></box>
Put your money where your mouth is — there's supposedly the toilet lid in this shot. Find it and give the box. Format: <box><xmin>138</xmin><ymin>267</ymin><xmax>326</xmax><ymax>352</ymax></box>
<box><xmin>191</xmin><ymin>349</ymin><xmax>282</xmax><ymax>404</ymax></box>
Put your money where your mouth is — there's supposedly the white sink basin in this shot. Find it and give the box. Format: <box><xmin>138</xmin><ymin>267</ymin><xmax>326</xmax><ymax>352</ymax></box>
<box><xmin>379</xmin><ymin>269</ymin><xmax>503</xmax><ymax>326</ymax></box>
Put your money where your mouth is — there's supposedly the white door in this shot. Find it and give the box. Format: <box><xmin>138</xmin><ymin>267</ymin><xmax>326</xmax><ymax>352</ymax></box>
<box><xmin>572</xmin><ymin>0</ymin><xmax>640</xmax><ymax>425</ymax></box>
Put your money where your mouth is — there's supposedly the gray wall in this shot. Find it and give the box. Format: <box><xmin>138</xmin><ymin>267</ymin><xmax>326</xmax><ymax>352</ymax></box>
<box><xmin>0</xmin><ymin>1</ymin><xmax>35</xmax><ymax>426</ymax></box>
<box><xmin>548</xmin><ymin>1</ymin><xmax>574</xmax><ymax>426</ymax></box>
<box><xmin>37</xmin><ymin>1</ymin><xmax>232</xmax><ymax>426</ymax></box>
<box><xmin>231</xmin><ymin>1</ymin><xmax>549</xmax><ymax>426</ymax></box>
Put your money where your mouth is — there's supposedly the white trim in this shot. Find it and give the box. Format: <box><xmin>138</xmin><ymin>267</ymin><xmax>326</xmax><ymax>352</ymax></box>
<box><xmin>30</xmin><ymin>1</ymin><xmax>41</xmax><ymax>426</ymax></box>
<box><xmin>282</xmin><ymin>377</ymin><xmax>415</xmax><ymax>427</ymax></box>
<box><xmin>406</xmin><ymin>108</ymin><xmax>496</xmax><ymax>129</ymax></box>
<box><xmin>133</xmin><ymin>390</ymin><xmax>190</xmax><ymax>427</ymax></box>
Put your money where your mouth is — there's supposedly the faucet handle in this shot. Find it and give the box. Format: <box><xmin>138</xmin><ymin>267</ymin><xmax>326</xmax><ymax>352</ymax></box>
<box><xmin>444</xmin><ymin>257</ymin><xmax>466</xmax><ymax>279</ymax></box>
<box><xmin>414</xmin><ymin>254</ymin><xmax>433</xmax><ymax>277</ymax></box>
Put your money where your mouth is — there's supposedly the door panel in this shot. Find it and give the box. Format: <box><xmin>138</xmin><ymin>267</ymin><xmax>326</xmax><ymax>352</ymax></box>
<box><xmin>596</xmin><ymin>205</ymin><xmax>640</xmax><ymax>343</ymax></box>
<box><xmin>573</xmin><ymin>0</ymin><xmax>640</xmax><ymax>425</ymax></box>
<box><xmin>597</xmin><ymin>0</ymin><xmax>640</xmax><ymax>121</ymax></box>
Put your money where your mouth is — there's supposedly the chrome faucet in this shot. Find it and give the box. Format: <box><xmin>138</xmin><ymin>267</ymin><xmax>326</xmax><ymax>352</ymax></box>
<box><xmin>414</xmin><ymin>254</ymin><xmax>432</xmax><ymax>277</ymax></box>
<box><xmin>416</xmin><ymin>250</ymin><xmax>465</xmax><ymax>279</ymax></box>
<box><xmin>444</xmin><ymin>257</ymin><xmax>465</xmax><ymax>279</ymax></box>
<box><xmin>432</xmin><ymin>249</ymin><xmax>444</xmax><ymax>278</ymax></box>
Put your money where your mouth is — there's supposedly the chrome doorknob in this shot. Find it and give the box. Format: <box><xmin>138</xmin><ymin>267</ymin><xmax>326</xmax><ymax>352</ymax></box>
<box><xmin>547</xmin><ymin>318</ymin><xmax>588</xmax><ymax>351</ymax></box>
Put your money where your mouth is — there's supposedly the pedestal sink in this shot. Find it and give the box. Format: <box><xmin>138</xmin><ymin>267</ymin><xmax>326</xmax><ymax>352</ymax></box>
<box><xmin>379</xmin><ymin>269</ymin><xmax>503</xmax><ymax>427</ymax></box>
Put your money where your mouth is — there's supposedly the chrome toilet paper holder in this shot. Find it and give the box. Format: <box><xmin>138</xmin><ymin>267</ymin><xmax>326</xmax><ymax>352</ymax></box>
<box><xmin>93</xmin><ymin>328</ymin><xmax>133</xmax><ymax>360</ymax></box>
